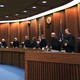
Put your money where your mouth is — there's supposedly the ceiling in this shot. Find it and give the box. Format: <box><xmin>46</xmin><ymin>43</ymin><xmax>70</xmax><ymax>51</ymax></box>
<box><xmin>0</xmin><ymin>0</ymin><xmax>72</xmax><ymax>20</ymax></box>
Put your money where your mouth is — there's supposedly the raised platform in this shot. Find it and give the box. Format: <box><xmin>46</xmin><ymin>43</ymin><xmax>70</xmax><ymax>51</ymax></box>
<box><xmin>0</xmin><ymin>48</ymin><xmax>80</xmax><ymax>80</ymax></box>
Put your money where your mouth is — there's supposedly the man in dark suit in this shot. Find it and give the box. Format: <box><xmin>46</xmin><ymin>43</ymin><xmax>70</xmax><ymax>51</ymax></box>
<box><xmin>13</xmin><ymin>37</ymin><xmax>19</xmax><ymax>48</ymax></box>
<box><xmin>1</xmin><ymin>39</ymin><xmax>7</xmax><ymax>48</ymax></box>
<box><xmin>62</xmin><ymin>29</ymin><xmax>75</xmax><ymax>52</ymax></box>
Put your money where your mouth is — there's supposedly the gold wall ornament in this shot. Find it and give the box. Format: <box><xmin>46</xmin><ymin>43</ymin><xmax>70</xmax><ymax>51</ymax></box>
<box><xmin>46</xmin><ymin>17</ymin><xmax>52</xmax><ymax>24</ymax></box>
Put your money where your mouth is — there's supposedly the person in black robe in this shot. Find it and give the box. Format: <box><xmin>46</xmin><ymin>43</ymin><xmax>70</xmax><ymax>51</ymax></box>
<box><xmin>62</xmin><ymin>29</ymin><xmax>75</xmax><ymax>52</ymax></box>
<box><xmin>24</xmin><ymin>36</ymin><xmax>31</xmax><ymax>48</ymax></box>
<box><xmin>1</xmin><ymin>39</ymin><xmax>7</xmax><ymax>48</ymax></box>
<box><xmin>30</xmin><ymin>37</ymin><xmax>38</xmax><ymax>49</ymax></box>
<box><xmin>39</xmin><ymin>35</ymin><xmax>48</xmax><ymax>49</ymax></box>
<box><xmin>51</xmin><ymin>32</ymin><xmax>60</xmax><ymax>51</ymax></box>
<box><xmin>13</xmin><ymin>37</ymin><xmax>19</xmax><ymax>48</ymax></box>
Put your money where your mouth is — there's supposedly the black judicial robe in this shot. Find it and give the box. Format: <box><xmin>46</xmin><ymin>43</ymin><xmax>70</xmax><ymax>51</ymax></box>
<box><xmin>30</xmin><ymin>40</ymin><xmax>38</xmax><ymax>48</ymax></box>
<box><xmin>51</xmin><ymin>37</ymin><xmax>60</xmax><ymax>50</ymax></box>
<box><xmin>1</xmin><ymin>41</ymin><xmax>7</xmax><ymax>48</ymax></box>
<box><xmin>62</xmin><ymin>34</ymin><xmax>75</xmax><ymax>52</ymax></box>
<box><xmin>13</xmin><ymin>41</ymin><xmax>19</xmax><ymax>48</ymax></box>
<box><xmin>24</xmin><ymin>40</ymin><xmax>31</xmax><ymax>48</ymax></box>
<box><xmin>39</xmin><ymin>38</ymin><xmax>48</xmax><ymax>49</ymax></box>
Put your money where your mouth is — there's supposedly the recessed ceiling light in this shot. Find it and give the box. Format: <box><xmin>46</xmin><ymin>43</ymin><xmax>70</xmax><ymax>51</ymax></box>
<box><xmin>0</xmin><ymin>5</ymin><xmax>4</xmax><ymax>8</ymax></box>
<box><xmin>15</xmin><ymin>14</ymin><xmax>19</xmax><ymax>16</ymax></box>
<box><xmin>42</xmin><ymin>1</ymin><xmax>47</xmax><ymax>4</ymax></box>
<box><xmin>5</xmin><ymin>16</ymin><xmax>8</xmax><ymax>18</ymax></box>
<box><xmin>32</xmin><ymin>6</ymin><xmax>36</xmax><ymax>9</ymax></box>
<box><xmin>23</xmin><ymin>10</ymin><xmax>27</xmax><ymax>13</ymax></box>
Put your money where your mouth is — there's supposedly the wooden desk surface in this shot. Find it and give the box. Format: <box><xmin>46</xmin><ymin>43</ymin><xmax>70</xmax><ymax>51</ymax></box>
<box><xmin>25</xmin><ymin>50</ymin><xmax>80</xmax><ymax>64</ymax></box>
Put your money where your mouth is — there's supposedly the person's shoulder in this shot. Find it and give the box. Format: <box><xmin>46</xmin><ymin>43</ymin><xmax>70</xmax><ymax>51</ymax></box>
<box><xmin>70</xmin><ymin>34</ymin><xmax>75</xmax><ymax>38</ymax></box>
<box><xmin>52</xmin><ymin>37</ymin><xmax>58</xmax><ymax>40</ymax></box>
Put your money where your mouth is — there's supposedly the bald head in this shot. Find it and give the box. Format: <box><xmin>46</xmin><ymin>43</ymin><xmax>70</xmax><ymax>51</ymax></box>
<box><xmin>14</xmin><ymin>37</ymin><xmax>18</xmax><ymax>41</ymax></box>
<box><xmin>2</xmin><ymin>39</ymin><xmax>5</xmax><ymax>42</ymax></box>
<box><xmin>51</xmin><ymin>32</ymin><xmax>56</xmax><ymax>38</ymax></box>
<box><xmin>25</xmin><ymin>36</ymin><xmax>29</xmax><ymax>40</ymax></box>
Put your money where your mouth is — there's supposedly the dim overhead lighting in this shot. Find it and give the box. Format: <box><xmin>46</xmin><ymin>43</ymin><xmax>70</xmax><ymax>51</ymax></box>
<box><xmin>15</xmin><ymin>14</ymin><xmax>19</xmax><ymax>16</ymax></box>
<box><xmin>32</xmin><ymin>6</ymin><xmax>36</xmax><ymax>9</ymax></box>
<box><xmin>0</xmin><ymin>5</ymin><xmax>4</xmax><ymax>8</ymax></box>
<box><xmin>42</xmin><ymin>1</ymin><xmax>47</xmax><ymax>4</ymax></box>
<box><xmin>23</xmin><ymin>10</ymin><xmax>27</xmax><ymax>13</ymax></box>
<box><xmin>5</xmin><ymin>16</ymin><xmax>9</xmax><ymax>18</ymax></box>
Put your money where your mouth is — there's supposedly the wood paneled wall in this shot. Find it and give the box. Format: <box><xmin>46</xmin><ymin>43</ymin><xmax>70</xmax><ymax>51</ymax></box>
<box><xmin>53</xmin><ymin>11</ymin><xmax>65</xmax><ymax>37</ymax></box>
<box><xmin>0</xmin><ymin>4</ymin><xmax>79</xmax><ymax>46</ymax></box>
<box><xmin>0</xmin><ymin>23</ymin><xmax>8</xmax><ymax>41</ymax></box>
<box><xmin>30</xmin><ymin>19</ymin><xmax>38</xmax><ymax>39</ymax></box>
<box><xmin>78</xmin><ymin>4</ymin><xmax>80</xmax><ymax>35</ymax></box>
<box><xmin>37</xmin><ymin>17</ymin><xmax>45</xmax><ymax>36</ymax></box>
<box><xmin>0</xmin><ymin>21</ymin><xmax>28</xmax><ymax>46</ymax></box>
<box><xmin>10</xmin><ymin>22</ymin><xmax>19</xmax><ymax>41</ymax></box>
<box><xmin>19</xmin><ymin>21</ymin><xmax>28</xmax><ymax>42</ymax></box>
<box><xmin>45</xmin><ymin>14</ymin><xmax>54</xmax><ymax>42</ymax></box>
<box><xmin>65</xmin><ymin>6</ymin><xmax>79</xmax><ymax>36</ymax></box>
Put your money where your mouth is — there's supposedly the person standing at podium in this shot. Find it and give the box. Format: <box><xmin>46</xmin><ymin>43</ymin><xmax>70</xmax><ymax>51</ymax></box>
<box><xmin>62</xmin><ymin>29</ymin><xmax>75</xmax><ymax>52</ymax></box>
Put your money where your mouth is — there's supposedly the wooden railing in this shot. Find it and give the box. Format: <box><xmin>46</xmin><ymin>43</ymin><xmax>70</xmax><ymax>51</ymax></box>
<box><xmin>0</xmin><ymin>48</ymin><xmax>80</xmax><ymax>80</ymax></box>
<box><xmin>0</xmin><ymin>48</ymin><xmax>25</xmax><ymax>68</ymax></box>
<box><xmin>25</xmin><ymin>51</ymin><xmax>80</xmax><ymax>80</ymax></box>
